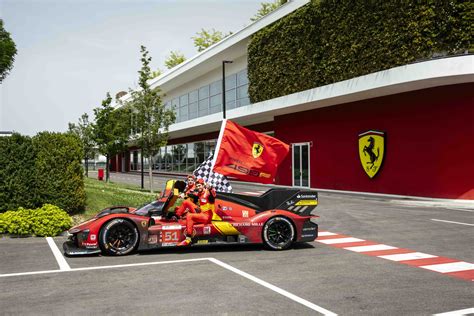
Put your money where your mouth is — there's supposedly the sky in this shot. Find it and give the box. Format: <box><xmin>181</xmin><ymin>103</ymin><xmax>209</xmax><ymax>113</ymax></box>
<box><xmin>0</xmin><ymin>0</ymin><xmax>263</xmax><ymax>136</ymax></box>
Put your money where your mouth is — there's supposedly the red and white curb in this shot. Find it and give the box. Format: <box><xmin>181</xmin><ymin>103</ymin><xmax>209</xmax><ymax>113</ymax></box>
<box><xmin>316</xmin><ymin>231</ymin><xmax>474</xmax><ymax>282</ymax></box>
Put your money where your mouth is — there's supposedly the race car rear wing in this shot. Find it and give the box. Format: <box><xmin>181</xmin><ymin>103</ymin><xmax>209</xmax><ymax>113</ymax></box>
<box><xmin>218</xmin><ymin>189</ymin><xmax>318</xmax><ymax>216</ymax></box>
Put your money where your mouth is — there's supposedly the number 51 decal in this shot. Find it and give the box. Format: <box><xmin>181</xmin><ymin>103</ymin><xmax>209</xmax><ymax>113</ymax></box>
<box><xmin>163</xmin><ymin>230</ymin><xmax>180</xmax><ymax>242</ymax></box>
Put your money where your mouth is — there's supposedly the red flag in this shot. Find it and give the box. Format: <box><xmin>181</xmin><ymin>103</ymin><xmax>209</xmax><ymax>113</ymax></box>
<box><xmin>212</xmin><ymin>120</ymin><xmax>289</xmax><ymax>184</ymax></box>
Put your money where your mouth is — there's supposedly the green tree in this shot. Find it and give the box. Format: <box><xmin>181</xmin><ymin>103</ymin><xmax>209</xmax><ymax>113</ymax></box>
<box><xmin>92</xmin><ymin>93</ymin><xmax>130</xmax><ymax>182</ymax></box>
<box><xmin>68</xmin><ymin>113</ymin><xmax>96</xmax><ymax>177</ymax></box>
<box><xmin>251</xmin><ymin>0</ymin><xmax>287</xmax><ymax>22</ymax></box>
<box><xmin>0</xmin><ymin>19</ymin><xmax>17</xmax><ymax>82</ymax></box>
<box><xmin>128</xmin><ymin>46</ymin><xmax>175</xmax><ymax>193</ymax></box>
<box><xmin>164</xmin><ymin>50</ymin><xmax>186</xmax><ymax>69</ymax></box>
<box><xmin>192</xmin><ymin>28</ymin><xmax>232</xmax><ymax>52</ymax></box>
<box><xmin>150</xmin><ymin>68</ymin><xmax>162</xmax><ymax>79</ymax></box>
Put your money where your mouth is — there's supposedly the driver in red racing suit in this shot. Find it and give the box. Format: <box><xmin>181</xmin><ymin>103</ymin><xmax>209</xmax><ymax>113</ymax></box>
<box><xmin>178</xmin><ymin>179</ymin><xmax>215</xmax><ymax>246</ymax></box>
<box><xmin>174</xmin><ymin>175</ymin><xmax>197</xmax><ymax>218</ymax></box>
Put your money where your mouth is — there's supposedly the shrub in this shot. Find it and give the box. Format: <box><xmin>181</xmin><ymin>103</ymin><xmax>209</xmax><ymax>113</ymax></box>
<box><xmin>0</xmin><ymin>204</ymin><xmax>72</xmax><ymax>237</ymax></box>
<box><xmin>248</xmin><ymin>0</ymin><xmax>472</xmax><ymax>103</ymax></box>
<box><xmin>33</xmin><ymin>132</ymin><xmax>86</xmax><ymax>213</ymax></box>
<box><xmin>0</xmin><ymin>134</ymin><xmax>37</xmax><ymax>212</ymax></box>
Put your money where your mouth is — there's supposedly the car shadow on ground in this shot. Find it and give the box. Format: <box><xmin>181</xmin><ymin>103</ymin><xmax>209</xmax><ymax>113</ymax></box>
<box><xmin>137</xmin><ymin>242</ymin><xmax>315</xmax><ymax>256</ymax></box>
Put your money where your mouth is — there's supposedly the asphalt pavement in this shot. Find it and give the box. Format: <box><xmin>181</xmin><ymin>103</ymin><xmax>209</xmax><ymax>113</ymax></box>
<box><xmin>0</xmin><ymin>172</ymin><xmax>473</xmax><ymax>315</ymax></box>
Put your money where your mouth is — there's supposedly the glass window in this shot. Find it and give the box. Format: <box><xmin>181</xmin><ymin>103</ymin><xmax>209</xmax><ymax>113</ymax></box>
<box><xmin>198</xmin><ymin>99</ymin><xmax>209</xmax><ymax>117</ymax></box>
<box><xmin>225</xmin><ymin>74</ymin><xmax>237</xmax><ymax>91</ymax></box>
<box><xmin>199</xmin><ymin>85</ymin><xmax>209</xmax><ymax>100</ymax></box>
<box><xmin>179</xmin><ymin>106</ymin><xmax>188</xmax><ymax>122</ymax></box>
<box><xmin>188</xmin><ymin>102</ymin><xmax>198</xmax><ymax>120</ymax></box>
<box><xmin>226</xmin><ymin>89</ymin><xmax>236</xmax><ymax>102</ymax></box>
<box><xmin>209</xmin><ymin>95</ymin><xmax>222</xmax><ymax>114</ymax></box>
<box><xmin>237</xmin><ymin>69</ymin><xmax>248</xmax><ymax>86</ymax></box>
<box><xmin>237</xmin><ymin>84</ymin><xmax>248</xmax><ymax>100</ymax></box>
<box><xmin>189</xmin><ymin>90</ymin><xmax>198</xmax><ymax>103</ymax></box>
<box><xmin>180</xmin><ymin>94</ymin><xmax>188</xmax><ymax>106</ymax></box>
<box><xmin>237</xmin><ymin>97</ymin><xmax>250</xmax><ymax>107</ymax></box>
<box><xmin>210</xmin><ymin>80</ymin><xmax>222</xmax><ymax>96</ymax></box>
<box><xmin>172</xmin><ymin>98</ymin><xmax>179</xmax><ymax>108</ymax></box>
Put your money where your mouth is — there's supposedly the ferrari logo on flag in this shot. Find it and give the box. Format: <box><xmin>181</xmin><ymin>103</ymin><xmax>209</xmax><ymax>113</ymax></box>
<box><xmin>358</xmin><ymin>130</ymin><xmax>385</xmax><ymax>178</ymax></box>
<box><xmin>252</xmin><ymin>142</ymin><xmax>264</xmax><ymax>158</ymax></box>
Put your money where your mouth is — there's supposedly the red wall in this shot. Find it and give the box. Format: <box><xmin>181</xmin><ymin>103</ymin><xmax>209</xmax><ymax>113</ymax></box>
<box><xmin>275</xmin><ymin>83</ymin><xmax>474</xmax><ymax>199</ymax></box>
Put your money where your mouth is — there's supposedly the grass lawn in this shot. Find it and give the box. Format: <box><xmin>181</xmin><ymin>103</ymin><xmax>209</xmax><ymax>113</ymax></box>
<box><xmin>83</xmin><ymin>178</ymin><xmax>157</xmax><ymax>218</ymax></box>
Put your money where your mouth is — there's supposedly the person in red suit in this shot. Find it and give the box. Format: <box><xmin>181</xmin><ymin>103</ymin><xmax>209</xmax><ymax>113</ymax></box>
<box><xmin>178</xmin><ymin>178</ymin><xmax>215</xmax><ymax>246</ymax></box>
<box><xmin>174</xmin><ymin>175</ymin><xmax>197</xmax><ymax>218</ymax></box>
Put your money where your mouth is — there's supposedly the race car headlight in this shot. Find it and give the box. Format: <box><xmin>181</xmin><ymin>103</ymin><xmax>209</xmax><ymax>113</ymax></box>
<box><xmin>78</xmin><ymin>229</ymin><xmax>90</xmax><ymax>241</ymax></box>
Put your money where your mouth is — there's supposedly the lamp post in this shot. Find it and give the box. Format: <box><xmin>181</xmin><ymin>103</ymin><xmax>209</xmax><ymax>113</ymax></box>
<box><xmin>222</xmin><ymin>60</ymin><xmax>233</xmax><ymax>119</ymax></box>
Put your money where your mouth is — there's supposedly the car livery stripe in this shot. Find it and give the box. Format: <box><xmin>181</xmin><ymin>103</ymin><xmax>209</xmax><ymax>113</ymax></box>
<box><xmin>238</xmin><ymin>190</ymin><xmax>266</xmax><ymax>196</ymax></box>
<box><xmin>316</xmin><ymin>231</ymin><xmax>474</xmax><ymax>282</ymax></box>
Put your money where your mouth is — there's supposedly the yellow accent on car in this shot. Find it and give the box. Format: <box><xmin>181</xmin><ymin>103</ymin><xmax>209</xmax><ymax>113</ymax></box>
<box><xmin>212</xmin><ymin>221</ymin><xmax>240</xmax><ymax>235</ymax></box>
<box><xmin>295</xmin><ymin>200</ymin><xmax>318</xmax><ymax>206</ymax></box>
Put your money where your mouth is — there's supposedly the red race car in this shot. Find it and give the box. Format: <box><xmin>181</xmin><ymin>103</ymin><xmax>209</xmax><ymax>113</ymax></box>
<box><xmin>63</xmin><ymin>180</ymin><xmax>319</xmax><ymax>256</ymax></box>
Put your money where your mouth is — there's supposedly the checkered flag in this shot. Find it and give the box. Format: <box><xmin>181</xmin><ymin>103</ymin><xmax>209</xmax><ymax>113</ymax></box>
<box><xmin>193</xmin><ymin>153</ymin><xmax>233</xmax><ymax>193</ymax></box>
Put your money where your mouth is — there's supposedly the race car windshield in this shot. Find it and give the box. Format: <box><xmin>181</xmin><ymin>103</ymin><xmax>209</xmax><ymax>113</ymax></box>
<box><xmin>134</xmin><ymin>201</ymin><xmax>163</xmax><ymax>216</ymax></box>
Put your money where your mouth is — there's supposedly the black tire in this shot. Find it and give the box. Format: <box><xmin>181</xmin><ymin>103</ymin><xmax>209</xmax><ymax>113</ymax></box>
<box><xmin>99</xmin><ymin>218</ymin><xmax>139</xmax><ymax>256</ymax></box>
<box><xmin>262</xmin><ymin>216</ymin><xmax>295</xmax><ymax>250</ymax></box>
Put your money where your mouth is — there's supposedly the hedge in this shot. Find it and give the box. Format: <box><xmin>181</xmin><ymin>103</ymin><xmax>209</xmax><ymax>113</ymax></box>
<box><xmin>0</xmin><ymin>132</ymin><xmax>85</xmax><ymax>213</ymax></box>
<box><xmin>33</xmin><ymin>132</ymin><xmax>86</xmax><ymax>214</ymax></box>
<box><xmin>0</xmin><ymin>134</ymin><xmax>38</xmax><ymax>211</ymax></box>
<box><xmin>248</xmin><ymin>0</ymin><xmax>472</xmax><ymax>103</ymax></box>
<box><xmin>0</xmin><ymin>204</ymin><xmax>72</xmax><ymax>236</ymax></box>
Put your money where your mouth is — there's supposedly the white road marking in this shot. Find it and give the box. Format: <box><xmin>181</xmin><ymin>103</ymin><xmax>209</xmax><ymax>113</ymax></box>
<box><xmin>378</xmin><ymin>252</ymin><xmax>437</xmax><ymax>262</ymax></box>
<box><xmin>433</xmin><ymin>307</ymin><xmax>474</xmax><ymax>315</ymax></box>
<box><xmin>0</xmin><ymin>258</ymin><xmax>210</xmax><ymax>278</ymax></box>
<box><xmin>420</xmin><ymin>262</ymin><xmax>474</xmax><ymax>273</ymax></box>
<box><xmin>446</xmin><ymin>208</ymin><xmax>474</xmax><ymax>213</ymax></box>
<box><xmin>209</xmin><ymin>258</ymin><xmax>337</xmax><ymax>315</ymax></box>
<box><xmin>318</xmin><ymin>232</ymin><xmax>338</xmax><ymax>237</ymax></box>
<box><xmin>0</xmin><ymin>256</ymin><xmax>336</xmax><ymax>315</ymax></box>
<box><xmin>317</xmin><ymin>237</ymin><xmax>364</xmax><ymax>244</ymax></box>
<box><xmin>431</xmin><ymin>219</ymin><xmax>474</xmax><ymax>226</ymax></box>
<box><xmin>344</xmin><ymin>244</ymin><xmax>397</xmax><ymax>253</ymax></box>
<box><xmin>45</xmin><ymin>237</ymin><xmax>71</xmax><ymax>271</ymax></box>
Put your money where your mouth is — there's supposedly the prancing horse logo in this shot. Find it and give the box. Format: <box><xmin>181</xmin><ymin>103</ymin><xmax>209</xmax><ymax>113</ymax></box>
<box><xmin>358</xmin><ymin>130</ymin><xmax>385</xmax><ymax>178</ymax></box>
<box><xmin>252</xmin><ymin>142</ymin><xmax>264</xmax><ymax>158</ymax></box>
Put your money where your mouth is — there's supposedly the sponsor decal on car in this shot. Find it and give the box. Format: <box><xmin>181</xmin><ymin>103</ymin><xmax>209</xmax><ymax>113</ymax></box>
<box><xmin>242</xmin><ymin>210</ymin><xmax>249</xmax><ymax>218</ymax></box>
<box><xmin>90</xmin><ymin>234</ymin><xmax>96</xmax><ymax>241</ymax></box>
<box><xmin>148</xmin><ymin>235</ymin><xmax>158</xmax><ymax>244</ymax></box>
<box><xmin>197</xmin><ymin>239</ymin><xmax>209</xmax><ymax>244</ymax></box>
<box><xmin>162</xmin><ymin>225</ymin><xmax>182</xmax><ymax>230</ymax></box>
<box><xmin>82</xmin><ymin>242</ymin><xmax>98</xmax><ymax>248</ymax></box>
<box><xmin>203</xmin><ymin>226</ymin><xmax>211</xmax><ymax>235</ymax></box>
<box><xmin>295</xmin><ymin>200</ymin><xmax>318</xmax><ymax>206</ymax></box>
<box><xmin>297</xmin><ymin>194</ymin><xmax>317</xmax><ymax>199</ymax></box>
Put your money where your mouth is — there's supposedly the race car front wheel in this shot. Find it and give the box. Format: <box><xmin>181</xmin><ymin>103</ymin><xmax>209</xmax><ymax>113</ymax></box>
<box><xmin>263</xmin><ymin>216</ymin><xmax>295</xmax><ymax>250</ymax></box>
<box><xmin>99</xmin><ymin>219</ymin><xmax>139</xmax><ymax>256</ymax></box>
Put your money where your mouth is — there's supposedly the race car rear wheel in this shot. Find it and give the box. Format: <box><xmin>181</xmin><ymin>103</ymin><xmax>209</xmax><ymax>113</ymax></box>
<box><xmin>99</xmin><ymin>218</ymin><xmax>139</xmax><ymax>256</ymax></box>
<box><xmin>263</xmin><ymin>216</ymin><xmax>295</xmax><ymax>250</ymax></box>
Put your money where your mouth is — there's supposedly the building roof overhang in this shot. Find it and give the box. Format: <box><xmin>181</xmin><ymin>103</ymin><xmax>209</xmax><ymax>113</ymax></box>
<box><xmin>168</xmin><ymin>55</ymin><xmax>474</xmax><ymax>139</ymax></box>
<box><xmin>118</xmin><ymin>0</ymin><xmax>310</xmax><ymax>104</ymax></box>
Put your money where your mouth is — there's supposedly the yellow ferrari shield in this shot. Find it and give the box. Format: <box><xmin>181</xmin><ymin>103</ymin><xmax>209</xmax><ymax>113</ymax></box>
<box><xmin>252</xmin><ymin>142</ymin><xmax>264</xmax><ymax>158</ymax></box>
<box><xmin>358</xmin><ymin>130</ymin><xmax>385</xmax><ymax>178</ymax></box>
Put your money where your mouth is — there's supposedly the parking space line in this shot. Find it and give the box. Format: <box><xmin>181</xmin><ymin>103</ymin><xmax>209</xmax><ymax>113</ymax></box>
<box><xmin>0</xmin><ymin>256</ymin><xmax>337</xmax><ymax>315</ymax></box>
<box><xmin>433</xmin><ymin>307</ymin><xmax>474</xmax><ymax>315</ymax></box>
<box><xmin>209</xmin><ymin>258</ymin><xmax>337</xmax><ymax>316</ymax></box>
<box><xmin>431</xmin><ymin>219</ymin><xmax>474</xmax><ymax>226</ymax></box>
<box><xmin>46</xmin><ymin>237</ymin><xmax>71</xmax><ymax>271</ymax></box>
